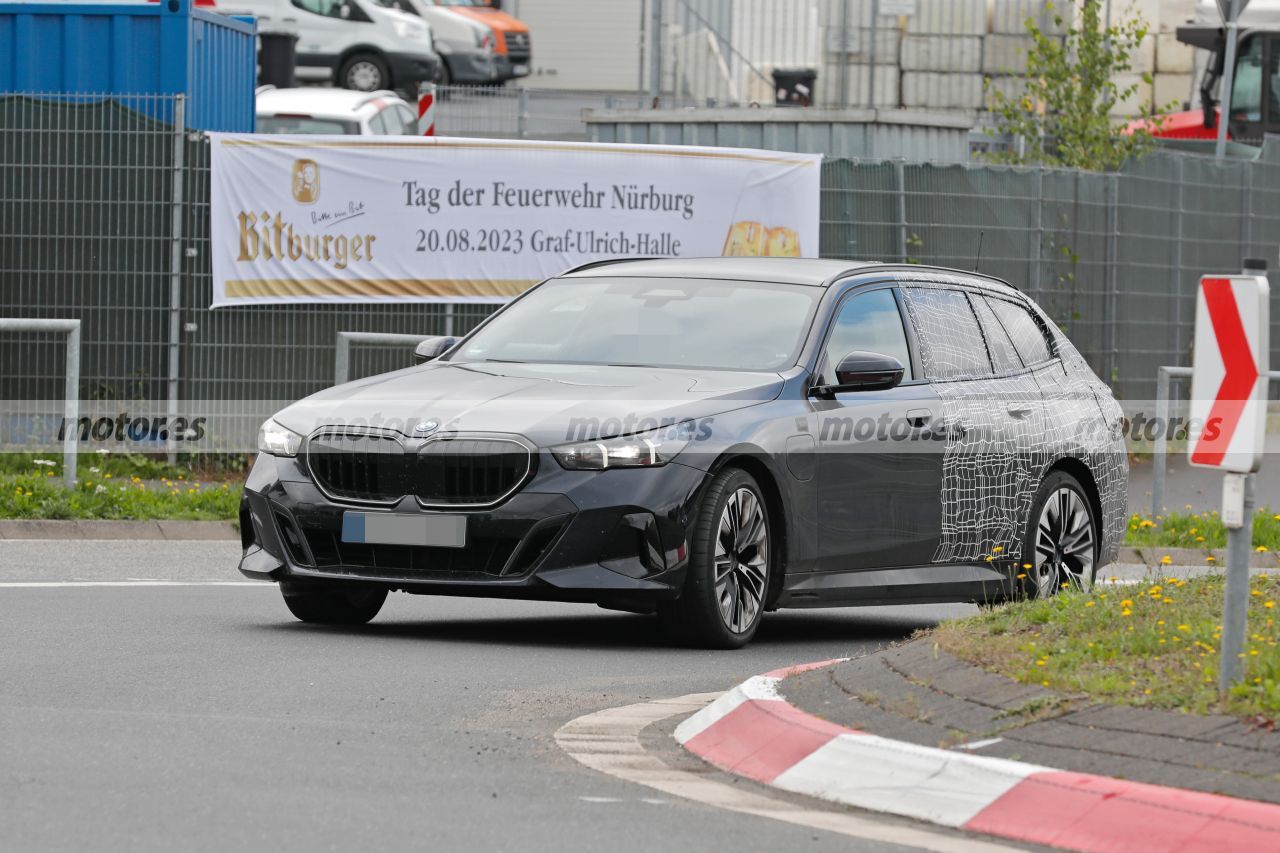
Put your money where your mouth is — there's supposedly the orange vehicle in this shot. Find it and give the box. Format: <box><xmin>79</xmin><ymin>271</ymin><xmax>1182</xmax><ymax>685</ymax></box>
<box><xmin>429</xmin><ymin>0</ymin><xmax>530</xmax><ymax>83</ymax></box>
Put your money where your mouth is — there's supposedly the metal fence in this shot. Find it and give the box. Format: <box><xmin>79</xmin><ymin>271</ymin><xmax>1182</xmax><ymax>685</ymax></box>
<box><xmin>434</xmin><ymin>85</ymin><xmax>644</xmax><ymax>140</ymax></box>
<box><xmin>2</xmin><ymin>91</ymin><xmax>1280</xmax><ymax>449</ymax></box>
<box><xmin>644</xmin><ymin>0</ymin><xmax>1188</xmax><ymax>119</ymax></box>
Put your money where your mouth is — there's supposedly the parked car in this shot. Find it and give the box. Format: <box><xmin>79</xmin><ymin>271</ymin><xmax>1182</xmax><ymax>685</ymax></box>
<box><xmin>256</xmin><ymin>86</ymin><xmax>418</xmax><ymax>134</ymax></box>
<box><xmin>218</xmin><ymin>0</ymin><xmax>440</xmax><ymax>91</ymax></box>
<box><xmin>425</xmin><ymin>0</ymin><xmax>529</xmax><ymax>82</ymax></box>
<box><xmin>240</xmin><ymin>258</ymin><xmax>1128</xmax><ymax>648</ymax></box>
<box><xmin>375</xmin><ymin>0</ymin><xmax>498</xmax><ymax>84</ymax></box>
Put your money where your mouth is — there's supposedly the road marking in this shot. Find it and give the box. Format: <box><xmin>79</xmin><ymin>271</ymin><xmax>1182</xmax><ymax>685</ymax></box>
<box><xmin>0</xmin><ymin>581</ymin><xmax>268</xmax><ymax>588</ymax></box>
<box><xmin>556</xmin><ymin>693</ymin><xmax>1019</xmax><ymax>853</ymax></box>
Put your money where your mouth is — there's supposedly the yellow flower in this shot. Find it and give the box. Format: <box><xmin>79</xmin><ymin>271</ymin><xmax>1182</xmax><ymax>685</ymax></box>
<box><xmin>1023</xmin><ymin>563</ymin><xmax>1033</xmax><ymax>569</ymax></box>
<box><xmin>1267</xmin><ymin>602</ymin><xmax>1275</xmax><ymax>609</ymax></box>
<box><xmin>1207</xmin><ymin>556</ymin><xmax>1217</xmax><ymax>563</ymax></box>
<box><xmin>1121</xmin><ymin>599</ymin><xmax>1133</xmax><ymax>607</ymax></box>
<box><xmin>1257</xmin><ymin>546</ymin><xmax>1270</xmax><ymax>553</ymax></box>
<box><xmin>993</xmin><ymin>546</ymin><xmax>1003</xmax><ymax>554</ymax></box>
<box><xmin>1156</xmin><ymin>619</ymin><xmax>1165</xmax><ymax>626</ymax></box>
<box><xmin>1016</xmin><ymin>573</ymin><xmax>1027</xmax><ymax>579</ymax></box>
<box><xmin>1160</xmin><ymin>556</ymin><xmax>1172</xmax><ymax>565</ymax></box>
<box><xmin>1149</xmin><ymin>586</ymin><xmax>1163</xmax><ymax>595</ymax></box>
<box><xmin>1085</xmin><ymin>601</ymin><xmax>1096</xmax><ymax>608</ymax></box>
<box><xmin>1177</xmin><ymin>624</ymin><xmax>1190</xmax><ymax>632</ymax></box>
<box><xmin>1196</xmin><ymin>536</ymin><xmax>1206</xmax><ymax>543</ymax></box>
<box><xmin>1162</xmin><ymin>597</ymin><xmax>1174</xmax><ymax>604</ymax></box>
<box><xmin>1122</xmin><ymin>609</ymin><xmax>1132</xmax><ymax>617</ymax></box>
<box><xmin>1140</xmin><ymin>520</ymin><xmax>1156</xmax><ymax>528</ymax></box>
<box><xmin>985</xmin><ymin>555</ymin><xmax>994</xmax><ymax>562</ymax></box>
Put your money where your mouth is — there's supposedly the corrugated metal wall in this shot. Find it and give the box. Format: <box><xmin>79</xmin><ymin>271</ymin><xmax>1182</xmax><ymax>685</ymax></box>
<box><xmin>0</xmin><ymin>0</ymin><xmax>255</xmax><ymax>132</ymax></box>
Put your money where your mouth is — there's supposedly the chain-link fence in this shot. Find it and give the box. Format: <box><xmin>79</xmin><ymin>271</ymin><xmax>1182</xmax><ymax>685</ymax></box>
<box><xmin>2</xmin><ymin>91</ymin><xmax>1279</xmax><ymax>452</ymax></box>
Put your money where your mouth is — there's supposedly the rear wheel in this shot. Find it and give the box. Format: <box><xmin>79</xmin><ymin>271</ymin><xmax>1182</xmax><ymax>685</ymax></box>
<box><xmin>1020</xmin><ymin>471</ymin><xmax>1096</xmax><ymax>598</ymax></box>
<box><xmin>281</xmin><ymin>582</ymin><xmax>387</xmax><ymax>625</ymax></box>
<box><xmin>339</xmin><ymin>53</ymin><xmax>389</xmax><ymax>91</ymax></box>
<box><xmin>660</xmin><ymin>467</ymin><xmax>771</xmax><ymax>649</ymax></box>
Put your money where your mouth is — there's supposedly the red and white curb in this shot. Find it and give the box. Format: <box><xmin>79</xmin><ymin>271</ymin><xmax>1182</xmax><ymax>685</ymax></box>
<box><xmin>675</xmin><ymin>659</ymin><xmax>1280</xmax><ymax>852</ymax></box>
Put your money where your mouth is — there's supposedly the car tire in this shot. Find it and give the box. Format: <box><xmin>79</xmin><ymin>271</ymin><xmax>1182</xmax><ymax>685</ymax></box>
<box><xmin>339</xmin><ymin>53</ymin><xmax>389</xmax><ymax>92</ymax></box>
<box><xmin>659</xmin><ymin>467</ymin><xmax>772</xmax><ymax>649</ymax></box>
<box><xmin>1019</xmin><ymin>470</ymin><xmax>1097</xmax><ymax>599</ymax></box>
<box><xmin>281</xmin><ymin>582</ymin><xmax>387</xmax><ymax>625</ymax></box>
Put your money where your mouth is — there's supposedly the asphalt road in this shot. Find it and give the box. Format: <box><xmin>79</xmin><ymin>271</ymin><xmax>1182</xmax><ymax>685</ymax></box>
<box><xmin>1</xmin><ymin>540</ymin><xmax>987</xmax><ymax>853</ymax></box>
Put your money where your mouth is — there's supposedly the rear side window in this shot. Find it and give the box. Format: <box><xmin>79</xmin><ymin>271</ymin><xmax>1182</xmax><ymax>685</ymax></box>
<box><xmin>970</xmin><ymin>294</ymin><xmax>1023</xmax><ymax>373</ymax></box>
<box><xmin>902</xmin><ymin>287</ymin><xmax>993</xmax><ymax>381</ymax></box>
<box><xmin>987</xmin><ymin>297</ymin><xmax>1053</xmax><ymax>366</ymax></box>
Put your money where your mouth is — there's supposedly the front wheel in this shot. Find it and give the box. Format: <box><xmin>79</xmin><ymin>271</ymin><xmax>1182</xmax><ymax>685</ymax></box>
<box><xmin>282</xmin><ymin>582</ymin><xmax>387</xmax><ymax>625</ymax></box>
<box><xmin>1020</xmin><ymin>471</ymin><xmax>1097</xmax><ymax>598</ymax></box>
<box><xmin>660</xmin><ymin>468</ymin><xmax>772</xmax><ymax>649</ymax></box>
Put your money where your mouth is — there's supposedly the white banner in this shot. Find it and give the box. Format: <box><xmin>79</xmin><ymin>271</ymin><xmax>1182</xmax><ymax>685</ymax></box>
<box><xmin>208</xmin><ymin>135</ymin><xmax>821</xmax><ymax>307</ymax></box>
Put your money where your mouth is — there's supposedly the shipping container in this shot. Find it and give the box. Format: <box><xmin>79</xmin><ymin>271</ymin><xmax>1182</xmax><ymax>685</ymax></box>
<box><xmin>0</xmin><ymin>0</ymin><xmax>256</xmax><ymax>131</ymax></box>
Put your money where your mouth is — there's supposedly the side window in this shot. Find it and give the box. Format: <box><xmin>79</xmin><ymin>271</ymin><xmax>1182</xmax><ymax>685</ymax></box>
<box><xmin>1231</xmin><ymin>35</ymin><xmax>1265</xmax><ymax>122</ymax></box>
<box><xmin>396</xmin><ymin>103</ymin><xmax>418</xmax><ymax>134</ymax></box>
<box><xmin>970</xmin><ymin>294</ymin><xmax>1023</xmax><ymax>373</ymax></box>
<box><xmin>987</xmin><ymin>296</ymin><xmax>1053</xmax><ymax>366</ymax></box>
<box><xmin>901</xmin><ymin>287</ymin><xmax>992</xmax><ymax>381</ymax></box>
<box><xmin>369</xmin><ymin>108</ymin><xmax>393</xmax><ymax>135</ymax></box>
<box><xmin>822</xmin><ymin>289</ymin><xmax>913</xmax><ymax>383</ymax></box>
<box><xmin>292</xmin><ymin>0</ymin><xmax>345</xmax><ymax>18</ymax></box>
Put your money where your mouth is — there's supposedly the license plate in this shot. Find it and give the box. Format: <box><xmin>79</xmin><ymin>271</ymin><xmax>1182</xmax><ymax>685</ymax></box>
<box><xmin>341</xmin><ymin>512</ymin><xmax>467</xmax><ymax>548</ymax></box>
<box><xmin>513</xmin><ymin>64</ymin><xmax>529</xmax><ymax>75</ymax></box>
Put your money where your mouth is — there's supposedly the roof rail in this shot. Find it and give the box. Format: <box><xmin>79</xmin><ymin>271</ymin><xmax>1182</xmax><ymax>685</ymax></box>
<box><xmin>842</xmin><ymin>263</ymin><xmax>1020</xmax><ymax>292</ymax></box>
<box><xmin>354</xmin><ymin>90</ymin><xmax>399</xmax><ymax>109</ymax></box>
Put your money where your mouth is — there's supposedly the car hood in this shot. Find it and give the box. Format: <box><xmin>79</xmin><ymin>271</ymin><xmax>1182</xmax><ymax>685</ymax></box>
<box><xmin>274</xmin><ymin>361</ymin><xmax>785</xmax><ymax>446</ymax></box>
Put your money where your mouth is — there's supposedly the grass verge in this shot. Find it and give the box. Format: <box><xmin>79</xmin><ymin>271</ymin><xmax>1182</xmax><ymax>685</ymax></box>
<box><xmin>1</xmin><ymin>453</ymin><xmax>241</xmax><ymax>520</ymax></box>
<box><xmin>1125</xmin><ymin>509</ymin><xmax>1280</xmax><ymax>552</ymax></box>
<box><xmin>933</xmin><ymin>574</ymin><xmax>1280</xmax><ymax>720</ymax></box>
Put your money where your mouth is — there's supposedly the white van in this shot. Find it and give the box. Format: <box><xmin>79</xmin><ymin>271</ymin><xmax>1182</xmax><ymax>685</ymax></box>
<box><xmin>376</xmin><ymin>0</ymin><xmax>497</xmax><ymax>84</ymax></box>
<box><xmin>220</xmin><ymin>0</ymin><xmax>441</xmax><ymax>91</ymax></box>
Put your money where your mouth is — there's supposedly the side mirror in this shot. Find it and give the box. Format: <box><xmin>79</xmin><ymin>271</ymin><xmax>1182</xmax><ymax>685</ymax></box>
<box><xmin>338</xmin><ymin>2</ymin><xmax>351</xmax><ymax>18</ymax></box>
<box><xmin>815</xmin><ymin>351</ymin><xmax>904</xmax><ymax>396</ymax></box>
<box><xmin>413</xmin><ymin>336</ymin><xmax>457</xmax><ymax>365</ymax></box>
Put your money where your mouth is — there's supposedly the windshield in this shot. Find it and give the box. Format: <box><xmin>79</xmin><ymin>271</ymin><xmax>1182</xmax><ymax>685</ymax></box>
<box><xmin>257</xmin><ymin>116</ymin><xmax>360</xmax><ymax>135</ymax></box>
<box><xmin>451</xmin><ymin>277</ymin><xmax>820</xmax><ymax>371</ymax></box>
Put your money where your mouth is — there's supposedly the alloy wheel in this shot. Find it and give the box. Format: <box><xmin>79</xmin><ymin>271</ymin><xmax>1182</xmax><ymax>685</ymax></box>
<box><xmin>1033</xmin><ymin>487</ymin><xmax>1095</xmax><ymax>596</ymax></box>
<box><xmin>714</xmin><ymin>487</ymin><xmax>769</xmax><ymax>633</ymax></box>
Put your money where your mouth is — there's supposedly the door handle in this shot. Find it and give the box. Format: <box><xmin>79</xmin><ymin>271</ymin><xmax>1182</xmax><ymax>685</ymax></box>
<box><xmin>906</xmin><ymin>408</ymin><xmax>932</xmax><ymax>428</ymax></box>
<box><xmin>282</xmin><ymin>16</ymin><xmax>298</xmax><ymax>21</ymax></box>
<box><xmin>1007</xmin><ymin>406</ymin><xmax>1033</xmax><ymax>419</ymax></box>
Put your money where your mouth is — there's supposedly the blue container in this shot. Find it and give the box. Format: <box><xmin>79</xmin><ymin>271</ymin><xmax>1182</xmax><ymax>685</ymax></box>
<box><xmin>0</xmin><ymin>0</ymin><xmax>256</xmax><ymax>131</ymax></box>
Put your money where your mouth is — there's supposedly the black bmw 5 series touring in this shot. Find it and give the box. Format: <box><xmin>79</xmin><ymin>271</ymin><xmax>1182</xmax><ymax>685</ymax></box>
<box><xmin>240</xmin><ymin>258</ymin><xmax>1128</xmax><ymax>648</ymax></box>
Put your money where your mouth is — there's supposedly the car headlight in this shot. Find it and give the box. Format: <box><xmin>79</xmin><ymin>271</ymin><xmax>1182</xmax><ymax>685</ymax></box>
<box><xmin>393</xmin><ymin>20</ymin><xmax>430</xmax><ymax>43</ymax></box>
<box><xmin>476</xmin><ymin>26</ymin><xmax>495</xmax><ymax>50</ymax></box>
<box><xmin>258</xmin><ymin>418</ymin><xmax>302</xmax><ymax>457</ymax></box>
<box><xmin>551</xmin><ymin>422</ymin><xmax>697</xmax><ymax>470</ymax></box>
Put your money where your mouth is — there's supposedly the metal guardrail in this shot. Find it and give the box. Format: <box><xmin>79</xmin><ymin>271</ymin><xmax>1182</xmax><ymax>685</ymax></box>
<box><xmin>1151</xmin><ymin>365</ymin><xmax>1280</xmax><ymax>518</ymax></box>
<box><xmin>334</xmin><ymin>331</ymin><xmax>437</xmax><ymax>386</ymax></box>
<box><xmin>0</xmin><ymin>318</ymin><xmax>79</xmax><ymax>486</ymax></box>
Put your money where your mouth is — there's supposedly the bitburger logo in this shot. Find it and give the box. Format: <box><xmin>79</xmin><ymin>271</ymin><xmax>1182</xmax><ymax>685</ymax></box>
<box><xmin>292</xmin><ymin>158</ymin><xmax>320</xmax><ymax>204</ymax></box>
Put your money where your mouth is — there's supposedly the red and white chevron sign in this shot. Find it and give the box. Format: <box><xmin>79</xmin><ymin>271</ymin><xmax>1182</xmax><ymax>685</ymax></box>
<box><xmin>1188</xmin><ymin>274</ymin><xmax>1270</xmax><ymax>472</ymax></box>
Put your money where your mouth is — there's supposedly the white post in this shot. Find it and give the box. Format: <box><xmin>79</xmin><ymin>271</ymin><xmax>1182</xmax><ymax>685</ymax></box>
<box><xmin>1215</xmin><ymin>0</ymin><xmax>1242</xmax><ymax>160</ymax></box>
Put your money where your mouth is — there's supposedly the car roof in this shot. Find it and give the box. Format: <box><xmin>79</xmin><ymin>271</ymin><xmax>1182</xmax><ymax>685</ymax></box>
<box><xmin>558</xmin><ymin>257</ymin><xmax>1016</xmax><ymax>291</ymax></box>
<box><xmin>255</xmin><ymin>87</ymin><xmax>406</xmax><ymax>120</ymax></box>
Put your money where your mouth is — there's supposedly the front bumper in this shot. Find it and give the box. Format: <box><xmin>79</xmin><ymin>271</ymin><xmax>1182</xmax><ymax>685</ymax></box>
<box><xmin>238</xmin><ymin>451</ymin><xmax>705</xmax><ymax>605</ymax></box>
<box><xmin>387</xmin><ymin>50</ymin><xmax>441</xmax><ymax>87</ymax></box>
<box><xmin>439</xmin><ymin>46</ymin><xmax>498</xmax><ymax>83</ymax></box>
<box><xmin>493</xmin><ymin>52</ymin><xmax>530</xmax><ymax>80</ymax></box>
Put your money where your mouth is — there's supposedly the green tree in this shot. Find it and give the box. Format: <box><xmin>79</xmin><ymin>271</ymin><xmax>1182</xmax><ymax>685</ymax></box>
<box><xmin>985</xmin><ymin>0</ymin><xmax>1166</xmax><ymax>170</ymax></box>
